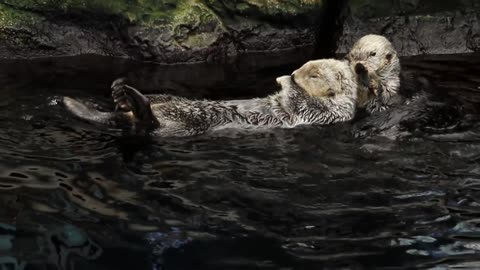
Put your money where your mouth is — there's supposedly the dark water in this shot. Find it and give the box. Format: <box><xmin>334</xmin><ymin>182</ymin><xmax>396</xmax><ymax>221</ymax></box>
<box><xmin>0</xmin><ymin>54</ymin><xmax>480</xmax><ymax>270</ymax></box>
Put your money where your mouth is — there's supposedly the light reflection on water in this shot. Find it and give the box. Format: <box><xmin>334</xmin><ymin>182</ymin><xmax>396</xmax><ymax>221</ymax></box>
<box><xmin>0</xmin><ymin>54</ymin><xmax>479</xmax><ymax>269</ymax></box>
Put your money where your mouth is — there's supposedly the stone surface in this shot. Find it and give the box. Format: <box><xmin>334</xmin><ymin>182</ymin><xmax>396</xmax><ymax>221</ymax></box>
<box><xmin>336</xmin><ymin>0</ymin><xmax>480</xmax><ymax>56</ymax></box>
<box><xmin>0</xmin><ymin>0</ymin><xmax>478</xmax><ymax>63</ymax></box>
<box><xmin>0</xmin><ymin>0</ymin><xmax>325</xmax><ymax>63</ymax></box>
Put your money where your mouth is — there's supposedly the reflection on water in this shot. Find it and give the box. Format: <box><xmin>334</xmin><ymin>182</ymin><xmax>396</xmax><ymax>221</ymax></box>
<box><xmin>0</xmin><ymin>54</ymin><xmax>480</xmax><ymax>269</ymax></box>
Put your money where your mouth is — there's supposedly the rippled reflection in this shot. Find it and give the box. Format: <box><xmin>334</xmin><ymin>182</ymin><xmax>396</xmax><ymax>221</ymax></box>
<box><xmin>0</xmin><ymin>55</ymin><xmax>479</xmax><ymax>269</ymax></box>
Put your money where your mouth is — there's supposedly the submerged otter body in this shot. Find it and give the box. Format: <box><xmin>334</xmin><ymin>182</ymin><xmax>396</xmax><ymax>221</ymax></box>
<box><xmin>64</xmin><ymin>59</ymin><xmax>360</xmax><ymax>137</ymax></box>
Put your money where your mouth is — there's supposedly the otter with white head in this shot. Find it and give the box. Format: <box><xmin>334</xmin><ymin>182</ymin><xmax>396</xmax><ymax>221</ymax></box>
<box><xmin>347</xmin><ymin>34</ymin><xmax>466</xmax><ymax>136</ymax></box>
<box><xmin>346</xmin><ymin>34</ymin><xmax>401</xmax><ymax>113</ymax></box>
<box><xmin>64</xmin><ymin>59</ymin><xmax>360</xmax><ymax>136</ymax></box>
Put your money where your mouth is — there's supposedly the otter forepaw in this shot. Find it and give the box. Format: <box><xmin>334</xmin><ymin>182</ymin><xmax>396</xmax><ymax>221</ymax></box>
<box><xmin>368</xmin><ymin>80</ymin><xmax>379</xmax><ymax>96</ymax></box>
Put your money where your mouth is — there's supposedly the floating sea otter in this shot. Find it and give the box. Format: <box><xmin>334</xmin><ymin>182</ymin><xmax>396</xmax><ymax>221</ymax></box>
<box><xmin>347</xmin><ymin>34</ymin><xmax>464</xmax><ymax>134</ymax></box>
<box><xmin>346</xmin><ymin>34</ymin><xmax>402</xmax><ymax>113</ymax></box>
<box><xmin>64</xmin><ymin>59</ymin><xmax>366</xmax><ymax>137</ymax></box>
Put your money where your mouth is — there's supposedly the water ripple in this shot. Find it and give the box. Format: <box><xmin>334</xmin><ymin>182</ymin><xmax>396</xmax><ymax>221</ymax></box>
<box><xmin>0</xmin><ymin>54</ymin><xmax>479</xmax><ymax>269</ymax></box>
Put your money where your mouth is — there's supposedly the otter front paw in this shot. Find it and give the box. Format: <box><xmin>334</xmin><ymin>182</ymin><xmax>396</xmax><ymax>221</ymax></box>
<box><xmin>369</xmin><ymin>79</ymin><xmax>380</xmax><ymax>96</ymax></box>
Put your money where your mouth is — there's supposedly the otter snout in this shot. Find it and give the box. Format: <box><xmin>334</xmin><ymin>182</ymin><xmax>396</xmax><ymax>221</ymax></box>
<box><xmin>276</xmin><ymin>75</ymin><xmax>291</xmax><ymax>88</ymax></box>
<box><xmin>290</xmin><ymin>71</ymin><xmax>297</xmax><ymax>84</ymax></box>
<box><xmin>354</xmin><ymin>63</ymin><xmax>367</xmax><ymax>75</ymax></box>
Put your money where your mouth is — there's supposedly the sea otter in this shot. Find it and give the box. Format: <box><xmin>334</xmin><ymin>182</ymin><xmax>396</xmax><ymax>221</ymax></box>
<box><xmin>346</xmin><ymin>34</ymin><xmax>464</xmax><ymax>134</ymax></box>
<box><xmin>64</xmin><ymin>59</ymin><xmax>363</xmax><ymax>137</ymax></box>
<box><xmin>346</xmin><ymin>34</ymin><xmax>401</xmax><ymax>113</ymax></box>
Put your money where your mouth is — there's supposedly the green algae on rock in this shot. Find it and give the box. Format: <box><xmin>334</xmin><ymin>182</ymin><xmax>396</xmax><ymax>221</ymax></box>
<box><xmin>0</xmin><ymin>0</ymin><xmax>326</xmax><ymax>63</ymax></box>
<box><xmin>0</xmin><ymin>0</ymin><xmax>478</xmax><ymax>62</ymax></box>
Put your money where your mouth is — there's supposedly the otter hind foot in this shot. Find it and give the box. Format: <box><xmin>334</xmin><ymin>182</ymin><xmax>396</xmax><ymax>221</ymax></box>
<box><xmin>111</xmin><ymin>78</ymin><xmax>160</xmax><ymax>130</ymax></box>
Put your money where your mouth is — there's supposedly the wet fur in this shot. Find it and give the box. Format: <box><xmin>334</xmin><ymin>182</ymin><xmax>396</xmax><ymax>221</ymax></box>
<box><xmin>348</xmin><ymin>34</ymin><xmax>465</xmax><ymax>136</ymax></box>
<box><xmin>346</xmin><ymin>34</ymin><xmax>401</xmax><ymax>113</ymax></box>
<box><xmin>64</xmin><ymin>59</ymin><xmax>359</xmax><ymax>137</ymax></box>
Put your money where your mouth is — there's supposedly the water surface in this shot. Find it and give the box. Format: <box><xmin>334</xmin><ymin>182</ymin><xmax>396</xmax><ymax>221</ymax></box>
<box><xmin>0</xmin><ymin>54</ymin><xmax>480</xmax><ymax>269</ymax></box>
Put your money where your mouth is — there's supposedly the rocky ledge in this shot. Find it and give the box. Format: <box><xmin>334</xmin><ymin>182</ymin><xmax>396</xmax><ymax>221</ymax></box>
<box><xmin>0</xmin><ymin>0</ymin><xmax>478</xmax><ymax>64</ymax></box>
<box><xmin>336</xmin><ymin>0</ymin><xmax>480</xmax><ymax>56</ymax></box>
<box><xmin>0</xmin><ymin>0</ymin><xmax>326</xmax><ymax>63</ymax></box>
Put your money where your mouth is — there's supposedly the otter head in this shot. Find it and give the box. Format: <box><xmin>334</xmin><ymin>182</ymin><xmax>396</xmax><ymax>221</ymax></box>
<box><xmin>291</xmin><ymin>59</ymin><xmax>357</xmax><ymax>100</ymax></box>
<box><xmin>347</xmin><ymin>34</ymin><xmax>401</xmax><ymax>106</ymax></box>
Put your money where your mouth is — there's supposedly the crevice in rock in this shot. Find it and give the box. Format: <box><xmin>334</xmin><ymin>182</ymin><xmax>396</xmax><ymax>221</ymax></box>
<box><xmin>312</xmin><ymin>0</ymin><xmax>349</xmax><ymax>59</ymax></box>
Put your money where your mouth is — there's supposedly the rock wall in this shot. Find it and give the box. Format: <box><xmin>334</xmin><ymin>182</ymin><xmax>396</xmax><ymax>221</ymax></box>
<box><xmin>336</xmin><ymin>0</ymin><xmax>480</xmax><ymax>56</ymax></box>
<box><xmin>0</xmin><ymin>0</ymin><xmax>478</xmax><ymax>63</ymax></box>
<box><xmin>0</xmin><ymin>0</ymin><xmax>326</xmax><ymax>63</ymax></box>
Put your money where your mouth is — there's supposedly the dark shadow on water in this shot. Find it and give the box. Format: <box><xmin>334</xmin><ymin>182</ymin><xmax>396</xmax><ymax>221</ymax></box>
<box><xmin>0</xmin><ymin>53</ymin><xmax>479</xmax><ymax>269</ymax></box>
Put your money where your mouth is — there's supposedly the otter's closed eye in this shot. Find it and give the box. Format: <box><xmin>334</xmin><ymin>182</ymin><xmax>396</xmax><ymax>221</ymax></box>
<box><xmin>370</xmin><ymin>52</ymin><xmax>376</xmax><ymax>56</ymax></box>
<box><xmin>310</xmin><ymin>75</ymin><xmax>319</xmax><ymax>79</ymax></box>
<box><xmin>327</xmin><ymin>89</ymin><xmax>336</xmax><ymax>97</ymax></box>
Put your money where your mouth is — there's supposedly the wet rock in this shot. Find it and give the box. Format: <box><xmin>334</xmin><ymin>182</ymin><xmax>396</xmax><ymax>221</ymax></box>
<box><xmin>0</xmin><ymin>0</ymin><xmax>325</xmax><ymax>63</ymax></box>
<box><xmin>2</xmin><ymin>0</ymin><xmax>477</xmax><ymax>62</ymax></box>
<box><xmin>336</xmin><ymin>0</ymin><xmax>480</xmax><ymax>56</ymax></box>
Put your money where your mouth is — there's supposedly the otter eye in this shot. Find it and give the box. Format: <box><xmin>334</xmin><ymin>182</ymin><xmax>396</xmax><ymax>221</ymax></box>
<box><xmin>310</xmin><ymin>75</ymin><xmax>319</xmax><ymax>79</ymax></box>
<box><xmin>327</xmin><ymin>89</ymin><xmax>336</xmax><ymax>97</ymax></box>
<box><xmin>370</xmin><ymin>52</ymin><xmax>376</xmax><ymax>57</ymax></box>
<box><xmin>386</xmin><ymin>53</ymin><xmax>393</xmax><ymax>60</ymax></box>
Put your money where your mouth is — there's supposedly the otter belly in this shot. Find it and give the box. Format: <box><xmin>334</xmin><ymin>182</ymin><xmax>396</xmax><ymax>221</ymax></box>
<box><xmin>150</xmin><ymin>98</ymin><xmax>289</xmax><ymax>136</ymax></box>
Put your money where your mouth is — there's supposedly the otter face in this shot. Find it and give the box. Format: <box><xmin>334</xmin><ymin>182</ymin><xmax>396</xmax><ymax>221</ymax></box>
<box><xmin>291</xmin><ymin>59</ymin><xmax>354</xmax><ymax>99</ymax></box>
<box><xmin>347</xmin><ymin>35</ymin><xmax>401</xmax><ymax>110</ymax></box>
<box><xmin>347</xmin><ymin>34</ymin><xmax>399</xmax><ymax>74</ymax></box>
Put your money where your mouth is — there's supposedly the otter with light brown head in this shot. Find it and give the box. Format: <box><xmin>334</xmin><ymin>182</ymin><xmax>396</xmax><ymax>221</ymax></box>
<box><xmin>292</xmin><ymin>59</ymin><xmax>352</xmax><ymax>98</ymax></box>
<box><xmin>346</xmin><ymin>34</ymin><xmax>401</xmax><ymax>113</ymax></box>
<box><xmin>64</xmin><ymin>59</ymin><xmax>360</xmax><ymax>136</ymax></box>
<box><xmin>288</xmin><ymin>59</ymin><xmax>360</xmax><ymax>125</ymax></box>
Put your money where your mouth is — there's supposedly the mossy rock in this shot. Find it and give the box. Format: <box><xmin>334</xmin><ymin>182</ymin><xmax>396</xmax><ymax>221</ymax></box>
<box><xmin>0</xmin><ymin>3</ymin><xmax>50</xmax><ymax>51</ymax></box>
<box><xmin>0</xmin><ymin>0</ymin><xmax>327</xmax><ymax>62</ymax></box>
<box><xmin>0</xmin><ymin>3</ymin><xmax>43</xmax><ymax>30</ymax></box>
<box><xmin>1</xmin><ymin>0</ymin><xmax>187</xmax><ymax>23</ymax></box>
<box><xmin>203</xmin><ymin>0</ymin><xmax>323</xmax><ymax>16</ymax></box>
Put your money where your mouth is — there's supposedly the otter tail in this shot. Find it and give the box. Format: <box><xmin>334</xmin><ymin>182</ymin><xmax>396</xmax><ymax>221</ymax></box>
<box><xmin>63</xmin><ymin>97</ymin><xmax>117</xmax><ymax>126</ymax></box>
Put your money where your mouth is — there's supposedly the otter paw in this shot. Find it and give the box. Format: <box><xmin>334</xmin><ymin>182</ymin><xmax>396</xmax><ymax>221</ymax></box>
<box><xmin>111</xmin><ymin>79</ymin><xmax>134</xmax><ymax>112</ymax></box>
<box><xmin>368</xmin><ymin>80</ymin><xmax>379</xmax><ymax>96</ymax></box>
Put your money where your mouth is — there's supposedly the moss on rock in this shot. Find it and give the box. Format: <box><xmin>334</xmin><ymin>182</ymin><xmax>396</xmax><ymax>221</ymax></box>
<box><xmin>1</xmin><ymin>0</ymin><xmax>222</xmax><ymax>25</ymax></box>
<box><xmin>0</xmin><ymin>3</ymin><xmax>47</xmax><ymax>51</ymax></box>
<box><xmin>0</xmin><ymin>0</ymin><xmax>327</xmax><ymax>62</ymax></box>
<box><xmin>0</xmin><ymin>3</ymin><xmax>43</xmax><ymax>30</ymax></box>
<box><xmin>202</xmin><ymin>0</ymin><xmax>324</xmax><ymax>18</ymax></box>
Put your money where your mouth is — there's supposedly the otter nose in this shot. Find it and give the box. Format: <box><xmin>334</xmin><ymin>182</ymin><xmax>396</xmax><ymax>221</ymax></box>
<box><xmin>354</xmin><ymin>63</ymin><xmax>367</xmax><ymax>75</ymax></box>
